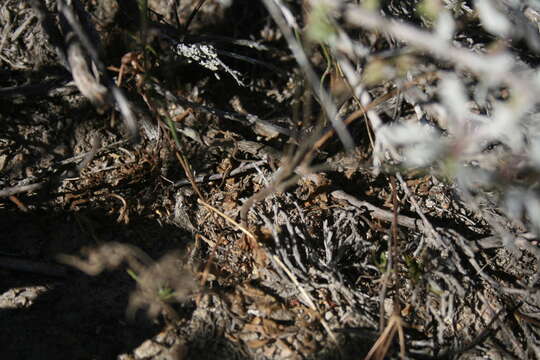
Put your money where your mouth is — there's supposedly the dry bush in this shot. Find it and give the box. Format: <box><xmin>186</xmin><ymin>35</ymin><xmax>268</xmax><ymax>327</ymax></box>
<box><xmin>7</xmin><ymin>0</ymin><xmax>540</xmax><ymax>358</ymax></box>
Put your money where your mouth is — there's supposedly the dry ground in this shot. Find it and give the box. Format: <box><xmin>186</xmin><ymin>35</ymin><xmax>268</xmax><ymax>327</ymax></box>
<box><xmin>2</xmin><ymin>1</ymin><xmax>540</xmax><ymax>359</ymax></box>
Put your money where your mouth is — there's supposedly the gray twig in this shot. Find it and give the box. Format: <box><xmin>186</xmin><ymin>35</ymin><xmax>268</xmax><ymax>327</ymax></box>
<box><xmin>0</xmin><ymin>183</ymin><xmax>44</xmax><ymax>198</ymax></box>
<box><xmin>174</xmin><ymin>160</ymin><xmax>267</xmax><ymax>186</ymax></box>
<box><xmin>262</xmin><ymin>0</ymin><xmax>353</xmax><ymax>150</ymax></box>
<box><xmin>331</xmin><ymin>190</ymin><xmax>425</xmax><ymax>230</ymax></box>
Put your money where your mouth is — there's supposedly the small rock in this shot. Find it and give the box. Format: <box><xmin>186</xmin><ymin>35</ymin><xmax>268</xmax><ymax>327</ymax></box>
<box><xmin>155</xmin><ymin>331</ymin><xmax>175</xmax><ymax>345</ymax></box>
<box><xmin>117</xmin><ymin>355</ymin><xmax>135</xmax><ymax>360</ymax></box>
<box><xmin>134</xmin><ymin>340</ymin><xmax>164</xmax><ymax>359</ymax></box>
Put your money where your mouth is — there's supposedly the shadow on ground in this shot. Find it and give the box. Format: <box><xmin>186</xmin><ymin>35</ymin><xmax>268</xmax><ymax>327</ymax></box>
<box><xmin>0</xmin><ymin>206</ymin><xmax>380</xmax><ymax>360</ymax></box>
<box><xmin>0</xmin><ymin>207</ymin><xmax>246</xmax><ymax>359</ymax></box>
<box><xmin>0</xmin><ymin>270</ymin><xmax>156</xmax><ymax>359</ymax></box>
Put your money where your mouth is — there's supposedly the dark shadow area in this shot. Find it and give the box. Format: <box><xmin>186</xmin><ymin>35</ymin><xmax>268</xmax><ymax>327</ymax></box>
<box><xmin>185</xmin><ymin>332</ymin><xmax>251</xmax><ymax>360</ymax></box>
<box><xmin>0</xmin><ymin>207</ymin><xmax>191</xmax><ymax>359</ymax></box>
<box><xmin>0</xmin><ymin>270</ymin><xmax>157</xmax><ymax>360</ymax></box>
<box><xmin>0</xmin><ymin>199</ymin><xmax>389</xmax><ymax>360</ymax></box>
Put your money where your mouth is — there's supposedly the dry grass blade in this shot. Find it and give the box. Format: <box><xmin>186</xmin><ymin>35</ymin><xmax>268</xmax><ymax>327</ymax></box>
<box><xmin>197</xmin><ymin>198</ymin><xmax>256</xmax><ymax>241</ymax></box>
<box><xmin>262</xmin><ymin>0</ymin><xmax>353</xmax><ymax>150</ymax></box>
<box><xmin>311</xmin><ymin>71</ymin><xmax>438</xmax><ymax>152</ymax></box>
<box><xmin>175</xmin><ymin>151</ymin><xmax>206</xmax><ymax>201</ymax></box>
<box><xmin>368</xmin><ymin>176</ymin><xmax>408</xmax><ymax>359</ymax></box>
<box><xmin>271</xmin><ymin>254</ymin><xmax>340</xmax><ymax>349</ymax></box>
<box><xmin>364</xmin><ymin>313</ymin><xmax>406</xmax><ymax>360</ymax></box>
<box><xmin>183</xmin><ymin>0</ymin><xmax>209</xmax><ymax>34</ymax></box>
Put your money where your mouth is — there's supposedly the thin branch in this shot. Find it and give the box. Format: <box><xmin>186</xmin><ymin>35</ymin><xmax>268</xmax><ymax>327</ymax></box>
<box><xmin>331</xmin><ymin>190</ymin><xmax>425</xmax><ymax>230</ymax></box>
<box><xmin>197</xmin><ymin>198</ymin><xmax>256</xmax><ymax>241</ymax></box>
<box><xmin>262</xmin><ymin>0</ymin><xmax>354</xmax><ymax>150</ymax></box>
<box><xmin>344</xmin><ymin>5</ymin><xmax>536</xmax><ymax>94</ymax></box>
<box><xmin>174</xmin><ymin>160</ymin><xmax>267</xmax><ymax>186</ymax></box>
<box><xmin>271</xmin><ymin>254</ymin><xmax>340</xmax><ymax>347</ymax></box>
<box><xmin>0</xmin><ymin>183</ymin><xmax>44</xmax><ymax>198</ymax></box>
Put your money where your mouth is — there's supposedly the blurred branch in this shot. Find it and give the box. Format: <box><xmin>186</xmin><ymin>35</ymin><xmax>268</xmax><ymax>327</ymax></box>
<box><xmin>262</xmin><ymin>0</ymin><xmax>354</xmax><ymax>150</ymax></box>
<box><xmin>29</xmin><ymin>0</ymin><xmax>140</xmax><ymax>142</ymax></box>
<box><xmin>344</xmin><ymin>4</ymin><xmax>537</xmax><ymax>93</ymax></box>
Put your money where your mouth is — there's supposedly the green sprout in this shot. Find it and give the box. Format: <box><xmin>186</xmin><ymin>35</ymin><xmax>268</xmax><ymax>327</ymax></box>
<box><xmin>157</xmin><ymin>285</ymin><xmax>176</xmax><ymax>301</ymax></box>
<box><xmin>404</xmin><ymin>255</ymin><xmax>424</xmax><ymax>284</ymax></box>
<box><xmin>127</xmin><ymin>268</ymin><xmax>177</xmax><ymax>301</ymax></box>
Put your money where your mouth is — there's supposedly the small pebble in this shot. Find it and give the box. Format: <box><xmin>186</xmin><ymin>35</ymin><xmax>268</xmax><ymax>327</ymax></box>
<box><xmin>134</xmin><ymin>340</ymin><xmax>164</xmax><ymax>359</ymax></box>
<box><xmin>324</xmin><ymin>311</ymin><xmax>334</xmax><ymax>321</ymax></box>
